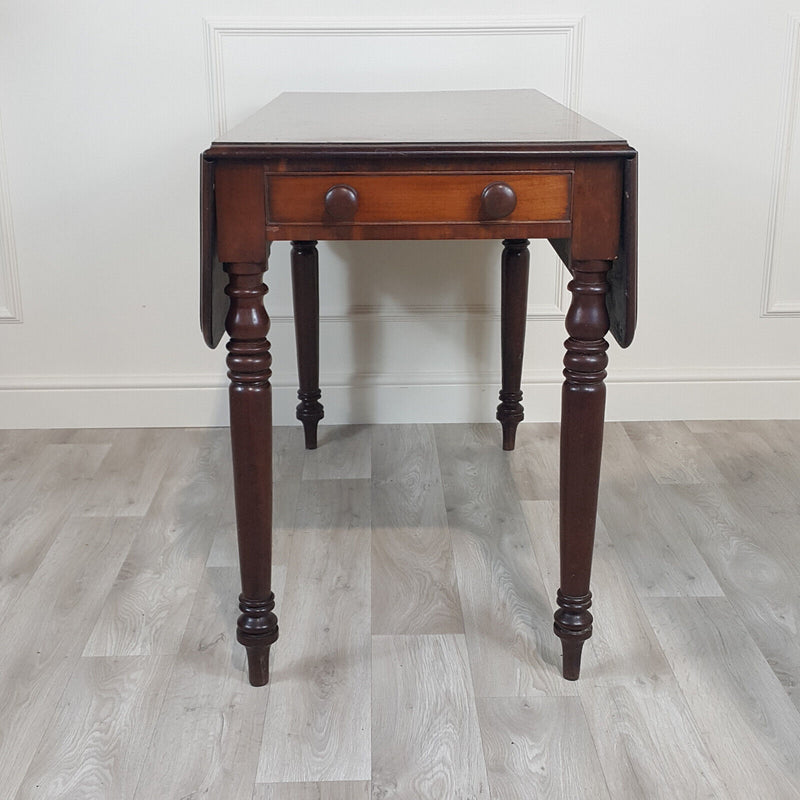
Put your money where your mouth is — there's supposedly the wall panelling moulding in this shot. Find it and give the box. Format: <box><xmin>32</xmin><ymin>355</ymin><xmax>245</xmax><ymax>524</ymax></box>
<box><xmin>0</xmin><ymin>111</ymin><xmax>22</xmax><ymax>323</ymax></box>
<box><xmin>203</xmin><ymin>16</ymin><xmax>585</xmax><ymax>322</ymax></box>
<box><xmin>762</xmin><ymin>15</ymin><xmax>800</xmax><ymax>317</ymax></box>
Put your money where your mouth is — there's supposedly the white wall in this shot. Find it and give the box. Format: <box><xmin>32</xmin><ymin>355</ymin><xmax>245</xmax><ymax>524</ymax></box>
<box><xmin>1</xmin><ymin>1</ymin><xmax>799</xmax><ymax>429</ymax></box>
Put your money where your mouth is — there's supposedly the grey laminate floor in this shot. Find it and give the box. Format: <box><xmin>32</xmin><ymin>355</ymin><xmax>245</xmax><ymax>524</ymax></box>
<box><xmin>2</xmin><ymin>421</ymin><xmax>800</xmax><ymax>799</ymax></box>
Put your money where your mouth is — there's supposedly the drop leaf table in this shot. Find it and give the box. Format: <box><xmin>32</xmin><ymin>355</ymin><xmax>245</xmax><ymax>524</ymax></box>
<box><xmin>200</xmin><ymin>89</ymin><xmax>637</xmax><ymax>686</ymax></box>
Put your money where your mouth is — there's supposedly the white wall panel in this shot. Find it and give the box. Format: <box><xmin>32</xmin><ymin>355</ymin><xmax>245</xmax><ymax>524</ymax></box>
<box><xmin>0</xmin><ymin>1</ymin><xmax>799</xmax><ymax>428</ymax></box>
<box><xmin>205</xmin><ymin>17</ymin><xmax>581</xmax><ymax>325</ymax></box>
<box><xmin>763</xmin><ymin>16</ymin><xmax>800</xmax><ymax>316</ymax></box>
<box><xmin>0</xmin><ymin>112</ymin><xmax>22</xmax><ymax>323</ymax></box>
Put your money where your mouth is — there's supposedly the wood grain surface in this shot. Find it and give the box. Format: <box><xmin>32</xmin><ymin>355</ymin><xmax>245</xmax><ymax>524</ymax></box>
<box><xmin>256</xmin><ymin>479</ymin><xmax>372</xmax><ymax>783</ymax></box>
<box><xmin>435</xmin><ymin>424</ymin><xmax>571</xmax><ymax>698</ymax></box>
<box><xmin>4</xmin><ymin>421</ymin><xmax>800</xmax><ymax>799</ymax></box>
<box><xmin>131</xmin><ymin>565</ymin><xmax>280</xmax><ymax>800</ymax></box>
<box><xmin>371</xmin><ymin>424</ymin><xmax>464</xmax><ymax>635</ymax></box>
<box><xmin>15</xmin><ymin>655</ymin><xmax>173</xmax><ymax>800</ymax></box>
<box><xmin>477</xmin><ymin>696</ymin><xmax>610</xmax><ymax>799</ymax></box>
<box><xmin>577</xmin><ymin>680</ymin><xmax>729</xmax><ymax>799</ymax></box>
<box><xmin>372</xmin><ymin>634</ymin><xmax>489</xmax><ymax>798</ymax></box>
<box><xmin>643</xmin><ymin>595</ymin><xmax>800</xmax><ymax>799</ymax></box>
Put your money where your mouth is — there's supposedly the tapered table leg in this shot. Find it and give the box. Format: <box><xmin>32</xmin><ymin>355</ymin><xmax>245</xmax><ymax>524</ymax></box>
<box><xmin>554</xmin><ymin>259</ymin><xmax>611</xmax><ymax>680</ymax></box>
<box><xmin>496</xmin><ymin>238</ymin><xmax>530</xmax><ymax>450</ymax></box>
<box><xmin>225</xmin><ymin>260</ymin><xmax>279</xmax><ymax>686</ymax></box>
<box><xmin>291</xmin><ymin>241</ymin><xmax>324</xmax><ymax>449</ymax></box>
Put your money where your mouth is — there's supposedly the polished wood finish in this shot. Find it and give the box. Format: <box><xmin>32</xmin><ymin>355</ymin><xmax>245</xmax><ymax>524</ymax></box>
<box><xmin>200</xmin><ymin>90</ymin><xmax>637</xmax><ymax>686</ymax></box>
<box><xmin>607</xmin><ymin>155</ymin><xmax>638</xmax><ymax>348</ymax></box>
<box><xmin>290</xmin><ymin>241</ymin><xmax>324</xmax><ymax>449</ymax></box>
<box><xmin>214</xmin><ymin>90</ymin><xmax>625</xmax><ymax>146</ymax></box>
<box><xmin>225</xmin><ymin>259</ymin><xmax>278</xmax><ymax>686</ymax></box>
<box><xmin>496</xmin><ymin>239</ymin><xmax>530</xmax><ymax>451</ymax></box>
<box><xmin>554</xmin><ymin>259</ymin><xmax>611</xmax><ymax>678</ymax></box>
<box><xmin>480</xmin><ymin>181</ymin><xmax>518</xmax><ymax>220</ymax></box>
<box><xmin>200</xmin><ymin>157</ymin><xmax>226</xmax><ymax>348</ymax></box>
<box><xmin>268</xmin><ymin>172</ymin><xmax>568</xmax><ymax>229</ymax></box>
<box><xmin>323</xmin><ymin>185</ymin><xmax>359</xmax><ymax>221</ymax></box>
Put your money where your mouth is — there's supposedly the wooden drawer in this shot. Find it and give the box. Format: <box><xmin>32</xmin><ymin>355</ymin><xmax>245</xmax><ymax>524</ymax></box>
<box><xmin>266</xmin><ymin>172</ymin><xmax>571</xmax><ymax>226</ymax></box>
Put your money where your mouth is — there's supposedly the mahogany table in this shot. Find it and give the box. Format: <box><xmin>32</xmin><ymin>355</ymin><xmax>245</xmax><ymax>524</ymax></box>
<box><xmin>200</xmin><ymin>89</ymin><xmax>637</xmax><ymax>686</ymax></box>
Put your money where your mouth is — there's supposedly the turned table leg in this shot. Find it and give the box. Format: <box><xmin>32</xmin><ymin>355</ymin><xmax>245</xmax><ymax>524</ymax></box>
<box><xmin>225</xmin><ymin>260</ymin><xmax>279</xmax><ymax>686</ymax></box>
<box><xmin>554</xmin><ymin>259</ymin><xmax>610</xmax><ymax>680</ymax></box>
<box><xmin>291</xmin><ymin>240</ymin><xmax>324</xmax><ymax>450</ymax></box>
<box><xmin>496</xmin><ymin>239</ymin><xmax>531</xmax><ymax>451</ymax></box>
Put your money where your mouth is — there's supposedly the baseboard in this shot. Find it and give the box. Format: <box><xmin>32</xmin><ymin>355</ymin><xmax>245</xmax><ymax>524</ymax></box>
<box><xmin>1</xmin><ymin>369</ymin><xmax>799</xmax><ymax>429</ymax></box>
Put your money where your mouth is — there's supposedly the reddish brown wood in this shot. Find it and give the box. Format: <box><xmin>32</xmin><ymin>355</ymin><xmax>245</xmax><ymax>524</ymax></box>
<box><xmin>201</xmin><ymin>91</ymin><xmax>638</xmax><ymax>687</ymax></box>
<box><xmin>554</xmin><ymin>259</ymin><xmax>611</xmax><ymax>680</ymax></box>
<box><xmin>291</xmin><ymin>240</ymin><xmax>324</xmax><ymax>449</ymax></box>
<box><xmin>200</xmin><ymin>156</ymin><xmax>226</xmax><ymax>349</ymax></box>
<box><xmin>267</xmin><ymin>219</ymin><xmax>571</xmax><ymax>242</ymax></box>
<box><xmin>324</xmin><ymin>184</ymin><xmax>359</xmax><ymax>221</ymax></box>
<box><xmin>496</xmin><ymin>239</ymin><xmax>530</xmax><ymax>450</ymax></box>
<box><xmin>571</xmin><ymin>160</ymin><xmax>623</xmax><ymax>261</ymax></box>
<box><xmin>267</xmin><ymin>172</ymin><xmax>569</xmax><ymax>227</ymax></box>
<box><xmin>606</xmin><ymin>154</ymin><xmax>638</xmax><ymax>348</ymax></box>
<box><xmin>214</xmin><ymin>163</ymin><xmax>267</xmax><ymax>262</ymax></box>
<box><xmin>225</xmin><ymin>259</ymin><xmax>278</xmax><ymax>686</ymax></box>
<box><xmin>480</xmin><ymin>181</ymin><xmax>517</xmax><ymax>219</ymax></box>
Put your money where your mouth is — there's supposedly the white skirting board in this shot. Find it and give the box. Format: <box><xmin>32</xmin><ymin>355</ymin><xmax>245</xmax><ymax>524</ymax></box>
<box><xmin>1</xmin><ymin>370</ymin><xmax>799</xmax><ymax>429</ymax></box>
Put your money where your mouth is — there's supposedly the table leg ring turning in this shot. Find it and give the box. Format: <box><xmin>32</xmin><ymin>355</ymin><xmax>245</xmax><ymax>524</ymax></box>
<box><xmin>237</xmin><ymin>592</ymin><xmax>279</xmax><ymax>686</ymax></box>
<box><xmin>553</xmin><ymin>589</ymin><xmax>593</xmax><ymax>680</ymax></box>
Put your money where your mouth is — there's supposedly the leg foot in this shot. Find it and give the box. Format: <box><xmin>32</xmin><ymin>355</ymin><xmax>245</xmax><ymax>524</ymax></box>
<box><xmin>559</xmin><ymin>638</ymin><xmax>586</xmax><ymax>681</ymax></box>
<box><xmin>237</xmin><ymin>591</ymin><xmax>279</xmax><ymax>686</ymax></box>
<box><xmin>497</xmin><ymin>394</ymin><xmax>524</xmax><ymax>451</ymax></box>
<box><xmin>243</xmin><ymin>644</ymin><xmax>273</xmax><ymax>686</ymax></box>
<box><xmin>296</xmin><ymin>391</ymin><xmax>323</xmax><ymax>450</ymax></box>
<box><xmin>553</xmin><ymin>589</ymin><xmax>593</xmax><ymax>680</ymax></box>
<box><xmin>497</xmin><ymin>238</ymin><xmax>530</xmax><ymax>451</ymax></box>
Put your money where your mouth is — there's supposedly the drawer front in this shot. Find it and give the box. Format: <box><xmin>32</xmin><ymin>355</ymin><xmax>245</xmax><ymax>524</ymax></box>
<box><xmin>267</xmin><ymin>172</ymin><xmax>571</xmax><ymax>226</ymax></box>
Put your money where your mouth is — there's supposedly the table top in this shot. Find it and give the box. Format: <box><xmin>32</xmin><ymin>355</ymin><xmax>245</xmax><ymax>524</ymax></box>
<box><xmin>215</xmin><ymin>89</ymin><xmax>625</xmax><ymax>149</ymax></box>
<box><xmin>202</xmin><ymin>89</ymin><xmax>637</xmax><ymax>352</ymax></box>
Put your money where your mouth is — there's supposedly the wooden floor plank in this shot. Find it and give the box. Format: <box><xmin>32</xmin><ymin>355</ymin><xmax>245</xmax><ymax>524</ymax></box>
<box><xmin>302</xmin><ymin>425</ymin><xmax>371</xmax><ymax>480</ymax></box>
<box><xmin>0</xmin><ymin>428</ymin><xmax>61</xmax><ymax>501</ymax></box>
<box><xmin>689</xmin><ymin>428</ymin><xmax>800</xmax><ymax>570</ymax></box>
<box><xmin>77</xmin><ymin>428</ymin><xmax>180</xmax><ymax>517</ymax></box>
<box><xmin>0</xmin><ymin>517</ymin><xmax>141</xmax><ymax>798</ymax></box>
<box><xmin>622</xmin><ymin>420</ymin><xmax>727</xmax><ymax>485</ymax></box>
<box><xmin>505</xmin><ymin>422</ymin><xmax>561</xmax><ymax>501</ymax></box>
<box><xmin>253</xmin><ymin>782</ymin><xmax>371</xmax><ymax>800</ymax></box>
<box><xmin>14</xmin><ymin>655</ymin><xmax>173</xmax><ymax>800</ymax></box>
<box><xmin>477</xmin><ymin>695</ymin><xmax>611</xmax><ymax>800</ymax></box>
<box><xmin>132</xmin><ymin>566</ymin><xmax>280</xmax><ymax>800</ymax></box>
<box><xmin>435</xmin><ymin>424</ymin><xmax>571</xmax><ymax>697</ymax></box>
<box><xmin>273</xmin><ymin>424</ymin><xmax>310</xmax><ymax>482</ymax></box>
<box><xmin>579</xmin><ymin>680</ymin><xmax>729</xmax><ymax>799</ymax></box>
<box><xmin>523</xmin><ymin>500</ymin><xmax>673</xmax><ymax>685</ymax></box>
<box><xmin>662</xmin><ymin>482</ymin><xmax>800</xmax><ymax>709</ymax></box>
<box><xmin>0</xmin><ymin>442</ymin><xmax>111</xmax><ymax>624</ymax></box>
<box><xmin>257</xmin><ymin>479</ymin><xmax>372</xmax><ymax>783</ymax></box>
<box><xmin>371</xmin><ymin>424</ymin><xmax>463</xmax><ymax>635</ymax></box>
<box><xmin>82</xmin><ymin>429</ymin><xmax>231</xmax><ymax>656</ymax></box>
<box><xmin>643</xmin><ymin>596</ymin><xmax>800</xmax><ymax>799</ymax></box>
<box><xmin>4</xmin><ymin>422</ymin><xmax>800</xmax><ymax>798</ymax></box>
<box><xmin>372</xmin><ymin>634</ymin><xmax>489</xmax><ymax>799</ymax></box>
<box><xmin>599</xmin><ymin>424</ymin><xmax>723</xmax><ymax>597</ymax></box>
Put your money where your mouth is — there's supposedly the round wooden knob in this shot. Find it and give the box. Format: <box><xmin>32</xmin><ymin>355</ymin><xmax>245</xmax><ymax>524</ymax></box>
<box><xmin>324</xmin><ymin>184</ymin><xmax>358</xmax><ymax>221</ymax></box>
<box><xmin>480</xmin><ymin>182</ymin><xmax>517</xmax><ymax>219</ymax></box>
